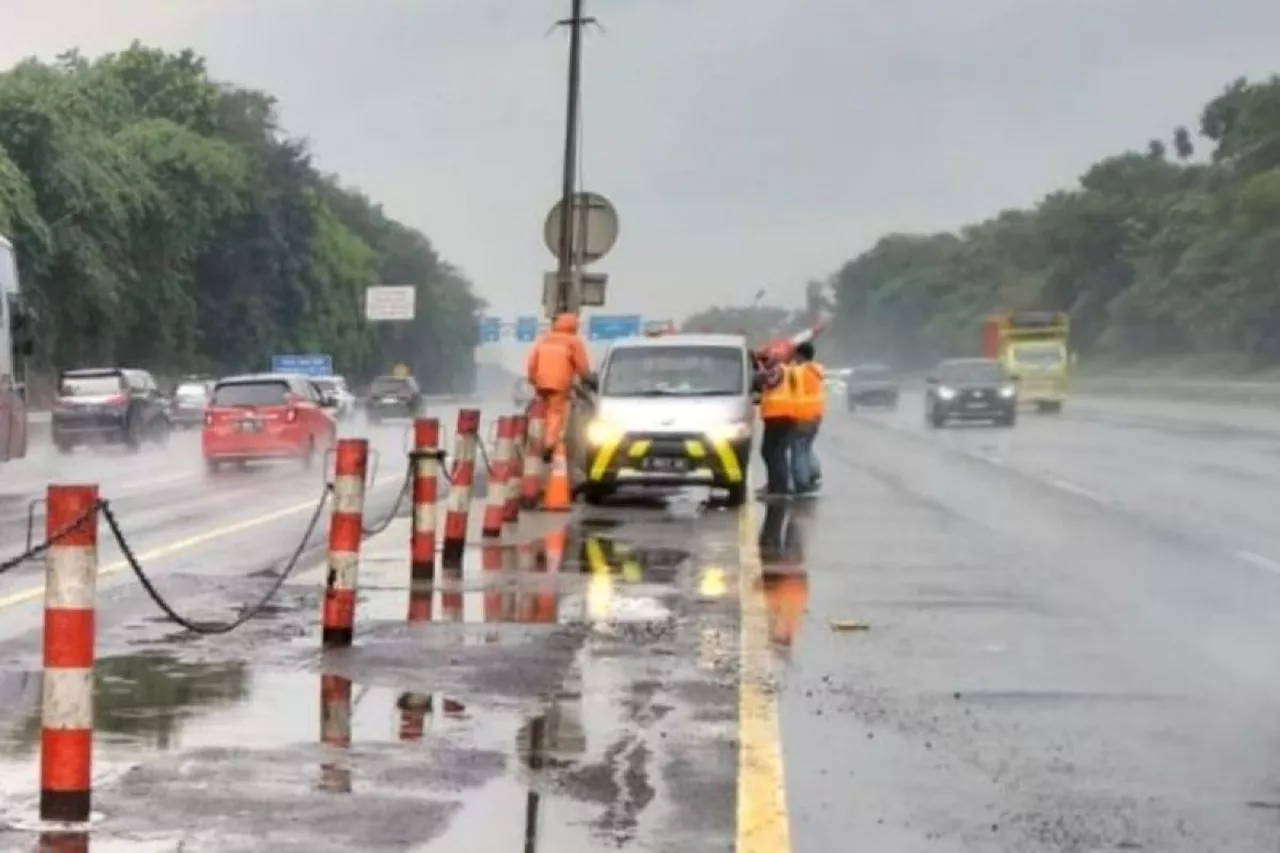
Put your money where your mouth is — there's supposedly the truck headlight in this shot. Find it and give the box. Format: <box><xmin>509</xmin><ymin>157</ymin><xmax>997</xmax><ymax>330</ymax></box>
<box><xmin>937</xmin><ymin>386</ymin><xmax>957</xmax><ymax>400</ymax></box>
<box><xmin>585</xmin><ymin>419</ymin><xmax>621</xmax><ymax>446</ymax></box>
<box><xmin>999</xmin><ymin>384</ymin><xmax>1016</xmax><ymax>398</ymax></box>
<box><xmin>707</xmin><ymin>421</ymin><xmax>751</xmax><ymax>442</ymax></box>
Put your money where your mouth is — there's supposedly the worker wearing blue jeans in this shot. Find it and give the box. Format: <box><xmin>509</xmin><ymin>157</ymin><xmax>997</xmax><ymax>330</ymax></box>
<box><xmin>790</xmin><ymin>342</ymin><xmax>824</xmax><ymax>493</ymax></box>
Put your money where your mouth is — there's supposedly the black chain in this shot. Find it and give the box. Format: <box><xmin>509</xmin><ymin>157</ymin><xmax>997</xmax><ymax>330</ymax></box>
<box><xmin>0</xmin><ymin>500</ymin><xmax>103</xmax><ymax>576</ymax></box>
<box><xmin>474</xmin><ymin>432</ymin><xmax>496</xmax><ymax>476</ymax></box>
<box><xmin>101</xmin><ymin>484</ymin><xmax>333</xmax><ymax>635</ymax></box>
<box><xmin>361</xmin><ymin>461</ymin><xmax>414</xmax><ymax>537</ymax></box>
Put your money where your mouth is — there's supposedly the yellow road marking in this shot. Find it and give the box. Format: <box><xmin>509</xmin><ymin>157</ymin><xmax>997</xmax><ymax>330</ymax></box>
<box><xmin>0</xmin><ymin>476</ymin><xmax>400</xmax><ymax>611</ymax></box>
<box><xmin>736</xmin><ymin>497</ymin><xmax>792</xmax><ymax>852</ymax></box>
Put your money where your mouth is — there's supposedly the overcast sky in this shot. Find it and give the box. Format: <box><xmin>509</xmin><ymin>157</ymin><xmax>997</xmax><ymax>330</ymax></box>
<box><xmin>5</xmin><ymin>0</ymin><xmax>1280</xmax><ymax>328</ymax></box>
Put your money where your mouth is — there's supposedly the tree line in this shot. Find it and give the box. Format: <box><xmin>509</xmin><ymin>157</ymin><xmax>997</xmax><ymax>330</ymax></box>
<box><xmin>824</xmin><ymin>75</ymin><xmax>1280</xmax><ymax>372</ymax></box>
<box><xmin>0</xmin><ymin>44</ymin><xmax>481</xmax><ymax>397</ymax></box>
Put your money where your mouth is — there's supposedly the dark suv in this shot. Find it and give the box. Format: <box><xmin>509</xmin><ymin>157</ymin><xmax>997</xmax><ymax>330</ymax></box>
<box><xmin>364</xmin><ymin>375</ymin><xmax>423</xmax><ymax>423</ymax></box>
<box><xmin>51</xmin><ymin>368</ymin><xmax>172</xmax><ymax>453</ymax></box>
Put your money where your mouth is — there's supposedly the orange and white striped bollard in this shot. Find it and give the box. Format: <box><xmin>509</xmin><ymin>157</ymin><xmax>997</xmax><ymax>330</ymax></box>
<box><xmin>481</xmin><ymin>416</ymin><xmax>514</xmax><ymax>539</ymax></box>
<box><xmin>520</xmin><ymin>399</ymin><xmax>547</xmax><ymax>510</ymax></box>
<box><xmin>40</xmin><ymin>484</ymin><xmax>100</xmax><ymax>823</ymax></box>
<box><xmin>442</xmin><ymin>409</ymin><xmax>480</xmax><ymax>564</ymax></box>
<box><xmin>504</xmin><ymin>414</ymin><xmax>526</xmax><ymax>530</ymax></box>
<box><xmin>409</xmin><ymin>418</ymin><xmax>440</xmax><ymax>622</ymax></box>
<box><xmin>322</xmin><ymin>438</ymin><xmax>368</xmax><ymax>648</ymax></box>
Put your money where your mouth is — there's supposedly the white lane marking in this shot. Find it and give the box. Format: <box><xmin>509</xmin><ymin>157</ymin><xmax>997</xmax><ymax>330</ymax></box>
<box><xmin>1046</xmin><ymin>477</ymin><xmax>1104</xmax><ymax>502</ymax></box>
<box><xmin>1236</xmin><ymin>549</ymin><xmax>1280</xmax><ymax>576</ymax></box>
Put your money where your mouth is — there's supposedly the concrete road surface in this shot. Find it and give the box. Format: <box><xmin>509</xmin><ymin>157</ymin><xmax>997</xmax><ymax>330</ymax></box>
<box><xmin>0</xmin><ymin>392</ymin><xmax>1279</xmax><ymax>850</ymax></box>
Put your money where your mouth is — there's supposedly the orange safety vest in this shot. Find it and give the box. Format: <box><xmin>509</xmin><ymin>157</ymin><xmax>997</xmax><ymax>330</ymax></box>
<box><xmin>759</xmin><ymin>364</ymin><xmax>798</xmax><ymax>420</ymax></box>
<box><xmin>792</xmin><ymin>361</ymin><xmax>825</xmax><ymax>422</ymax></box>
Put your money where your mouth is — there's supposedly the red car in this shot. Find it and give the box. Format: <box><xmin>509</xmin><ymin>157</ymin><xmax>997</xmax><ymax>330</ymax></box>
<box><xmin>202</xmin><ymin>373</ymin><xmax>338</xmax><ymax>473</ymax></box>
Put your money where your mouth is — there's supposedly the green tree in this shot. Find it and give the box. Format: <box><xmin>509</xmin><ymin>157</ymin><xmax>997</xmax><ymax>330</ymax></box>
<box><xmin>0</xmin><ymin>44</ymin><xmax>480</xmax><ymax>393</ymax></box>
<box><xmin>821</xmin><ymin>73</ymin><xmax>1280</xmax><ymax>371</ymax></box>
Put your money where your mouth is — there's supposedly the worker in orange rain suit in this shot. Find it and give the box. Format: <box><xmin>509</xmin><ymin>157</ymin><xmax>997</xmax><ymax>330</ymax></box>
<box><xmin>789</xmin><ymin>341</ymin><xmax>825</xmax><ymax>494</ymax></box>
<box><xmin>525</xmin><ymin>312</ymin><xmax>591</xmax><ymax>462</ymax></box>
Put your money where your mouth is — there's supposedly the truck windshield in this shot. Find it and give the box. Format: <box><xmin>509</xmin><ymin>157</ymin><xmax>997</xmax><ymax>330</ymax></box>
<box><xmin>1010</xmin><ymin>344</ymin><xmax>1065</xmax><ymax>367</ymax></box>
<box><xmin>602</xmin><ymin>345</ymin><xmax>746</xmax><ymax>397</ymax></box>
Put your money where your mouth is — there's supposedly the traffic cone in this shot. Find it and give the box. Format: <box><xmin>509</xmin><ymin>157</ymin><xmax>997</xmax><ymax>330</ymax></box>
<box><xmin>542</xmin><ymin>443</ymin><xmax>572</xmax><ymax>511</ymax></box>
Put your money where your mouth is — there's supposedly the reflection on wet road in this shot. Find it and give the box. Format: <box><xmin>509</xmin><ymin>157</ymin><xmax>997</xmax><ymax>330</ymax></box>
<box><xmin>3</xmin><ymin>393</ymin><xmax>1280</xmax><ymax>849</ymax></box>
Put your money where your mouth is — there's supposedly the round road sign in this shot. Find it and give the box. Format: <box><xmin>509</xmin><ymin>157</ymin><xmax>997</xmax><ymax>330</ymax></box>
<box><xmin>543</xmin><ymin>192</ymin><xmax>619</xmax><ymax>265</ymax></box>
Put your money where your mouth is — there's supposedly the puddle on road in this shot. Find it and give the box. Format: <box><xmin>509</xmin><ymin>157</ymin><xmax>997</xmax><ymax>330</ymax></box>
<box><xmin>0</xmin><ymin>517</ymin><xmax>756</xmax><ymax>850</ymax></box>
<box><xmin>350</xmin><ymin>523</ymin><xmax>704</xmax><ymax>638</ymax></box>
<box><xmin>0</xmin><ymin>652</ymin><xmax>250</xmax><ymax>760</ymax></box>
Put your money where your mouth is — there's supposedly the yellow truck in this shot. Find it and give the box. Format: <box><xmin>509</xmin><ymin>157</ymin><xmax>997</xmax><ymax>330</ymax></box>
<box><xmin>982</xmin><ymin>310</ymin><xmax>1070</xmax><ymax>413</ymax></box>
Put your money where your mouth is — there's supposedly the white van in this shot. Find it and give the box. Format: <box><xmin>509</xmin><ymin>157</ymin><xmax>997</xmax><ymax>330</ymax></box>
<box><xmin>578</xmin><ymin>333</ymin><xmax>755</xmax><ymax>507</ymax></box>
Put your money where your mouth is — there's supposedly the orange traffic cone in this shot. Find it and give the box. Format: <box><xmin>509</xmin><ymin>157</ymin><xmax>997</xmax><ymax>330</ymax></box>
<box><xmin>542</xmin><ymin>443</ymin><xmax>572</xmax><ymax>511</ymax></box>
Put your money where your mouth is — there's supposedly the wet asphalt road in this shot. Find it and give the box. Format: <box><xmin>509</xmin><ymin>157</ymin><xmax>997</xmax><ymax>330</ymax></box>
<box><xmin>0</xmin><ymin>393</ymin><xmax>1279</xmax><ymax>849</ymax></box>
<box><xmin>786</xmin><ymin>394</ymin><xmax>1280</xmax><ymax>851</ymax></box>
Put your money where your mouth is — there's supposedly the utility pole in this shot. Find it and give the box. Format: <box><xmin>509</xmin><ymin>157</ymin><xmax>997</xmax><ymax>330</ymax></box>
<box><xmin>554</xmin><ymin>0</ymin><xmax>591</xmax><ymax>316</ymax></box>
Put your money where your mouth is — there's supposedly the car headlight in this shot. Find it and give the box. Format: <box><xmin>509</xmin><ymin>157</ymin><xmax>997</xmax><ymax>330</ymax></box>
<box><xmin>999</xmin><ymin>384</ymin><xmax>1016</xmax><ymax>398</ymax></box>
<box><xmin>585</xmin><ymin>419</ymin><xmax>622</xmax><ymax>446</ymax></box>
<box><xmin>707</xmin><ymin>421</ymin><xmax>751</xmax><ymax>442</ymax></box>
<box><xmin>936</xmin><ymin>386</ymin><xmax>957</xmax><ymax>400</ymax></box>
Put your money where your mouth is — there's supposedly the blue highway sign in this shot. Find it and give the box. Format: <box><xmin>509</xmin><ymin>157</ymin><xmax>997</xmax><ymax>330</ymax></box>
<box><xmin>515</xmin><ymin>316</ymin><xmax>540</xmax><ymax>342</ymax></box>
<box><xmin>587</xmin><ymin>314</ymin><xmax>642</xmax><ymax>341</ymax></box>
<box><xmin>271</xmin><ymin>354</ymin><xmax>333</xmax><ymax>376</ymax></box>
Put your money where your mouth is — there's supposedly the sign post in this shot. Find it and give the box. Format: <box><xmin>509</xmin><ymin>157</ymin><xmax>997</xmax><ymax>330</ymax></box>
<box><xmin>365</xmin><ymin>286</ymin><xmax>416</xmax><ymax>322</ymax></box>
